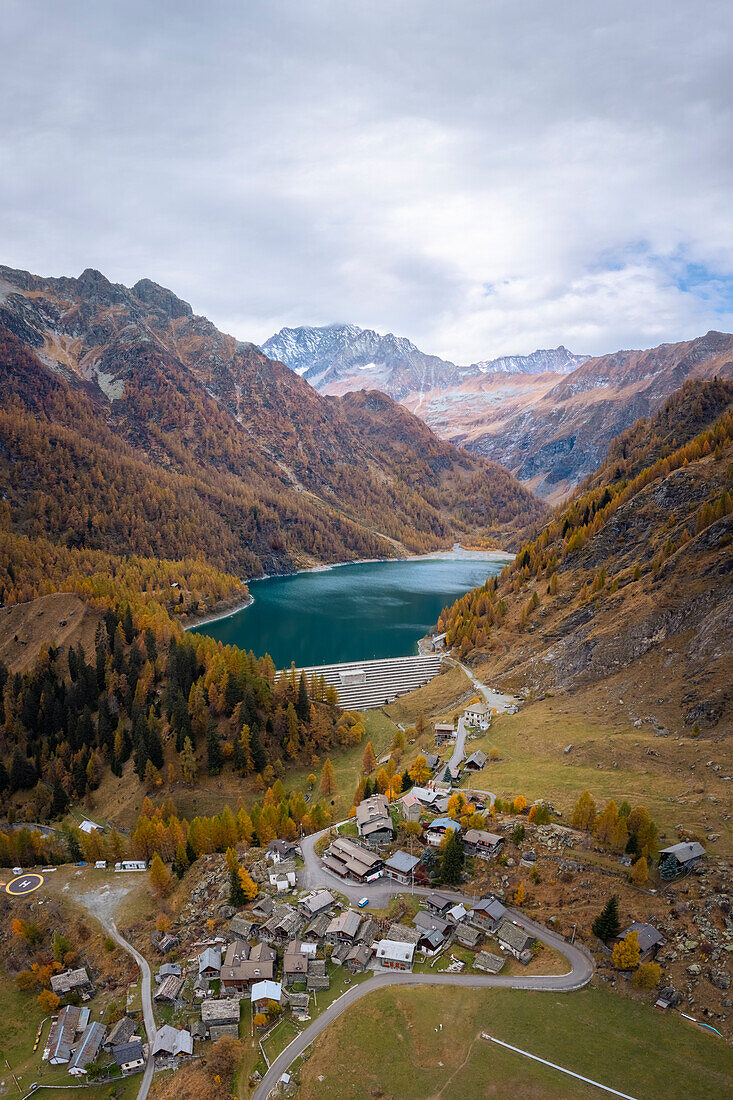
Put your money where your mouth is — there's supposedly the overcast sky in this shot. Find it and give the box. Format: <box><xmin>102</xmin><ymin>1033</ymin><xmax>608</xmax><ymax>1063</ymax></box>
<box><xmin>2</xmin><ymin>0</ymin><xmax>733</xmax><ymax>361</ymax></box>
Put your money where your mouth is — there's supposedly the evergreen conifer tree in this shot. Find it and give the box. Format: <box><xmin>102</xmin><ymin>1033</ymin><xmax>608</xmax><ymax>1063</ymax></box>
<box><xmin>591</xmin><ymin>895</ymin><xmax>620</xmax><ymax>940</ymax></box>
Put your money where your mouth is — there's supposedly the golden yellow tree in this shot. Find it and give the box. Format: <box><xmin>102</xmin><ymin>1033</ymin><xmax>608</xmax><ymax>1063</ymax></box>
<box><xmin>630</xmin><ymin>856</ymin><xmax>648</xmax><ymax>886</ymax></box>
<box><xmin>408</xmin><ymin>755</ymin><xmax>430</xmax><ymax>786</ymax></box>
<box><xmin>513</xmin><ymin>882</ymin><xmax>525</xmax><ymax>905</ymax></box>
<box><xmin>149</xmin><ymin>853</ymin><xmax>173</xmax><ymax>898</ymax></box>
<box><xmin>362</xmin><ymin>741</ymin><xmax>377</xmax><ymax>773</ymax></box>
<box><xmin>612</xmin><ymin>930</ymin><xmax>640</xmax><ymax>970</ymax></box>
<box><xmin>238</xmin><ymin>866</ymin><xmax>258</xmax><ymax>902</ymax></box>
<box><xmin>320</xmin><ymin>757</ymin><xmax>336</xmax><ymax>797</ymax></box>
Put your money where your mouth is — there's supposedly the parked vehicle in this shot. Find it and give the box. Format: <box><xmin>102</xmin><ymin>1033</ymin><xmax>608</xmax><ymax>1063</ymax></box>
<box><xmin>12</xmin><ymin>867</ymin><xmax>23</xmax><ymax>875</ymax></box>
<box><xmin>358</xmin><ymin>897</ymin><xmax>369</xmax><ymax>908</ymax></box>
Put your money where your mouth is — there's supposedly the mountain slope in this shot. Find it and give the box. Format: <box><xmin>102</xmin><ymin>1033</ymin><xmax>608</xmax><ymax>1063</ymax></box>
<box><xmin>0</xmin><ymin>265</ymin><xmax>544</xmax><ymax>602</ymax></box>
<box><xmin>467</xmin><ymin>331</ymin><xmax>733</xmax><ymax>501</ymax></box>
<box><xmin>441</xmin><ymin>379</ymin><xmax>733</xmax><ymax>732</ymax></box>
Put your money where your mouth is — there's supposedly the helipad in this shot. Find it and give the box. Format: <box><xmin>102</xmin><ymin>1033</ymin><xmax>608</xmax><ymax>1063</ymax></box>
<box><xmin>5</xmin><ymin>873</ymin><xmax>44</xmax><ymax>896</ymax></box>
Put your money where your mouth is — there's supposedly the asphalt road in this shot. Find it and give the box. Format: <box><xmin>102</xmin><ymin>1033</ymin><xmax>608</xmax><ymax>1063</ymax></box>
<box><xmin>257</xmin><ymin>832</ymin><xmax>595</xmax><ymax>1099</ymax></box>
<box><xmin>105</xmin><ymin>919</ymin><xmax>156</xmax><ymax>1100</ymax></box>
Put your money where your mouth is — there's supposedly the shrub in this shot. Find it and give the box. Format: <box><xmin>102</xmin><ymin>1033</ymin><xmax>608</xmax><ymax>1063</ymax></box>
<box><xmin>632</xmin><ymin>962</ymin><xmax>661</xmax><ymax>990</ymax></box>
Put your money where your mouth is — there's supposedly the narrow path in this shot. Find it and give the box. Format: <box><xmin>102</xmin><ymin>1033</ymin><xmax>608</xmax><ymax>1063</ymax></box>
<box><xmin>104</xmin><ymin>920</ymin><xmax>156</xmax><ymax>1100</ymax></box>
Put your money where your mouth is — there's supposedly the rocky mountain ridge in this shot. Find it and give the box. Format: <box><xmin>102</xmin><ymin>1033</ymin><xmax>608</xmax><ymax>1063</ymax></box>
<box><xmin>0</xmin><ymin>264</ymin><xmax>544</xmax><ymax>586</ymax></box>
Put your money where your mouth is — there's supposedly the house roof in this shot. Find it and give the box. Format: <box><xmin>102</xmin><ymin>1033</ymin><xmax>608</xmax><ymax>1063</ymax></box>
<box><xmin>50</xmin><ymin>966</ymin><xmax>90</xmax><ymax>994</ymax></box>
<box><xmin>356</xmin><ymin>793</ymin><xmax>389</xmax><ymax>825</ymax></box>
<box><xmin>387</xmin><ymin>922</ymin><xmax>420</xmax><ymax>944</ymax></box>
<box><xmin>424</xmin><ymin>891</ymin><xmax>454</xmax><ymax>912</ymax></box>
<box><xmin>424</xmin><ymin>754</ymin><xmax>439</xmax><ymax>769</ymax></box>
<box><xmin>471</xmin><ymin>897</ymin><xmax>507</xmax><ymax>921</ymax></box>
<box><xmin>229</xmin><ymin>915</ymin><xmax>256</xmax><ymax>939</ymax></box>
<box><xmin>325</xmin><ymin>837</ymin><xmax>383</xmax><ymax>878</ymax></box>
<box><xmin>410</xmin><ymin>786</ymin><xmax>441</xmax><ymax>805</ymax></box>
<box><xmin>464</xmin><ymin>829</ymin><xmax>502</xmax><ymax>846</ymax></box>
<box><xmin>427</xmin><ymin>817</ymin><xmax>462</xmax><ymax>833</ymax></box>
<box><xmin>283</xmin><ymin>944</ymin><xmax>308</xmax><ymax>975</ymax></box>
<box><xmin>474</xmin><ymin>951</ymin><xmax>504</xmax><ymax>973</ymax></box>
<box><xmin>300</xmin><ymin>890</ymin><xmax>335</xmax><ymax>915</ymax></box>
<box><xmin>157</xmin><ymin>963</ymin><xmax>182</xmax><ymax>979</ymax></box>
<box><xmin>346</xmin><ymin>943</ymin><xmax>372</xmax><ymax>966</ymax></box>
<box><xmin>48</xmin><ymin>1005</ymin><xmax>83</xmax><ymax>1063</ymax></box>
<box><xmin>620</xmin><ymin>923</ymin><xmax>666</xmax><ymax>953</ymax></box>
<box><xmin>68</xmin><ymin>1022</ymin><xmax>106</xmax><ymax>1073</ymax></box>
<box><xmin>659</xmin><ymin>841</ymin><xmax>706</xmax><ymax>862</ymax></box>
<box><xmin>327</xmin><ymin>910</ymin><xmax>362</xmax><ymax>939</ymax></box>
<box><xmin>414</xmin><ymin>911</ymin><xmax>450</xmax><ymax>935</ymax></box>
<box><xmin>359</xmin><ymin>816</ymin><xmax>393</xmax><ymax>837</ymax></box>
<box><xmin>153</xmin><ymin>1025</ymin><xmax>193</xmax><ymax>1057</ymax></box>
<box><xmin>419</xmin><ymin>928</ymin><xmax>446</xmax><ymax>950</ymax></box>
<box><xmin>113</xmin><ymin>1041</ymin><xmax>144</xmax><ymax>1066</ymax></box>
<box><xmin>434</xmin><ymin>723</ymin><xmax>455</xmax><ymax>732</ymax></box>
<box><xmin>154</xmin><ymin>974</ymin><xmax>184</xmax><ymax>1001</ymax></box>
<box><xmin>375</xmin><ymin>939</ymin><xmax>415</xmax><ymax>964</ymax></box>
<box><xmin>252</xmin><ymin>980</ymin><xmax>282</xmax><ymax>1002</ymax></box>
<box><xmin>250</xmin><ymin>942</ymin><xmax>277</xmax><ymax>963</ymax></box>
<box><xmin>106</xmin><ymin>1016</ymin><xmax>136</xmax><ymax>1048</ymax></box>
<box><xmin>224</xmin><ymin>940</ymin><xmax>250</xmax><ymax>966</ymax></box>
<box><xmin>465</xmin><ymin>702</ymin><xmax>490</xmax><ymax>717</ymax></box>
<box><xmin>304</xmin><ymin>913</ymin><xmax>331</xmax><ymax>940</ymax></box>
<box><xmin>384</xmin><ymin>850</ymin><xmax>421</xmax><ymax>874</ymax></box>
<box><xmin>198</xmin><ymin>947</ymin><xmax>221</xmax><ymax>973</ymax></box>
<box><xmin>497</xmin><ymin>919</ymin><xmax>533</xmax><ymax>953</ymax></box>
<box><xmin>447</xmin><ymin>903</ymin><xmax>468</xmax><ymax>923</ymax></box>
<box><xmin>464</xmin><ymin>751</ymin><xmax>488</xmax><ymax>768</ymax></box>
<box><xmin>201</xmin><ymin>998</ymin><xmax>241</xmax><ymax>1023</ymax></box>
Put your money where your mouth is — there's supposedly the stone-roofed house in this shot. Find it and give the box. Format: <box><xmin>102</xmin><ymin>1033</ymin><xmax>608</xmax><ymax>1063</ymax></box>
<box><xmin>303</xmin><ymin>913</ymin><xmax>331</xmax><ymax>942</ymax></box>
<box><xmin>384</xmin><ymin>850</ymin><xmax>421</xmax><ymax>885</ymax></box>
<box><xmin>260</xmin><ymin>903</ymin><xmax>304</xmax><ymax>944</ymax></box>
<box><xmin>266</xmin><ymin>839</ymin><xmax>300</xmax><ymax>863</ymax></box>
<box><xmin>455</xmin><ymin>923</ymin><xmax>482</xmax><ymax>949</ymax></box>
<box><xmin>155</xmin><ymin>963</ymin><xmax>182</xmax><ymax>984</ymax></box>
<box><xmin>229</xmin><ymin>915</ymin><xmax>256</xmax><ymax>941</ymax></box>
<box><xmin>496</xmin><ymin>919</ymin><xmax>534</xmax><ymax>962</ymax></box>
<box><xmin>286</xmin><ymin>991</ymin><xmax>310</xmax><ymax>1016</ymax></box>
<box><xmin>474</xmin><ymin>951</ymin><xmax>505</xmax><ymax>974</ymax></box>
<box><xmin>154</xmin><ymin>974</ymin><xmax>184</xmax><ymax>1004</ymax></box>
<box><xmin>201</xmin><ymin>999</ymin><xmax>241</xmax><ymax>1037</ymax></box>
<box><xmin>355</xmin><ymin>918</ymin><xmax>377</xmax><ymax>946</ymax></box>
<box><xmin>387</xmin><ymin>922</ymin><xmax>420</xmax><ymax>945</ymax></box>
<box><xmin>306</xmin><ymin>958</ymin><xmax>330</xmax><ymax>991</ymax></box>
<box><xmin>470</xmin><ymin>896</ymin><xmax>507</xmax><ymax>933</ymax></box>
<box><xmin>113</xmin><ymin>1041</ymin><xmax>145</xmax><ymax>1076</ymax></box>
<box><xmin>269</xmin><ymin>859</ymin><xmax>297</xmax><ymax>892</ymax></box>
<box><xmin>424</xmin><ymin>753</ymin><xmax>440</xmax><ymax>771</ymax></box>
<box><xmin>330</xmin><ymin>940</ymin><xmax>351</xmax><ymax>966</ymax></box>
<box><xmin>283</xmin><ymin>940</ymin><xmax>309</xmax><ymax>986</ymax></box>
<box><xmin>326</xmin><ymin>910</ymin><xmax>362</xmax><ymax>944</ymax></box>
<box><xmin>198</xmin><ymin>947</ymin><xmax>222</xmax><ymax>979</ymax></box>
<box><xmin>252</xmin><ymin>896</ymin><xmax>276</xmax><ymax>921</ymax></box>
<box><xmin>51</xmin><ymin>967</ymin><xmax>93</xmax><ymax>998</ymax></box>
<box><xmin>103</xmin><ymin>1016</ymin><xmax>136</xmax><ymax>1052</ymax></box>
<box><xmin>299</xmin><ymin>890</ymin><xmax>335</xmax><ymax>919</ymax></box>
<box><xmin>153</xmin><ymin>1025</ymin><xmax>193</xmax><ymax>1060</ymax></box>
<box><xmin>345</xmin><ymin>943</ymin><xmax>372</xmax><ymax>972</ymax></box>
<box><xmin>615</xmin><ymin>922</ymin><xmax>666</xmax><ymax>962</ymax></box>
<box><xmin>400</xmin><ymin>792</ymin><xmax>422</xmax><ymax>822</ymax></box>
<box><xmin>464</xmin><ymin>829</ymin><xmax>504</xmax><ymax>860</ymax></box>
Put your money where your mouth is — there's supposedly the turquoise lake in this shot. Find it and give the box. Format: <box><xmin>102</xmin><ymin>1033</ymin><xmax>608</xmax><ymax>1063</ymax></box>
<box><xmin>189</xmin><ymin>552</ymin><xmax>508</xmax><ymax>668</ymax></box>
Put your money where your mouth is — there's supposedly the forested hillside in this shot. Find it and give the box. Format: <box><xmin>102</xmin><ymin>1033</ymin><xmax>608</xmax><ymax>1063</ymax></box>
<box><xmin>0</xmin><ymin>265</ymin><xmax>543</xmax><ymax>615</ymax></box>
<box><xmin>440</xmin><ymin>380</ymin><xmax>733</xmax><ymax>730</ymax></box>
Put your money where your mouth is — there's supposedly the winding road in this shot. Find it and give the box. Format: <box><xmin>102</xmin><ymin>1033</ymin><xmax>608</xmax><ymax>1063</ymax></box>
<box><xmin>104</xmin><ymin>920</ymin><xmax>156</xmax><ymax>1100</ymax></box>
<box><xmin>253</xmin><ymin>832</ymin><xmax>594</xmax><ymax>1099</ymax></box>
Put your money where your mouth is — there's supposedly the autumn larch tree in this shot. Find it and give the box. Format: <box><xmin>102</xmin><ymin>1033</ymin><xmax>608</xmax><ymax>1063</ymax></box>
<box><xmin>238</xmin><ymin>866</ymin><xmax>258</xmax><ymax>902</ymax></box>
<box><xmin>408</xmin><ymin>755</ymin><xmax>430</xmax><ymax>786</ymax></box>
<box><xmin>320</xmin><ymin>757</ymin><xmax>336</xmax><ymax>797</ymax></box>
<box><xmin>612</xmin><ymin>930</ymin><xmax>640</xmax><ymax>970</ymax></box>
<box><xmin>362</xmin><ymin>741</ymin><xmax>377</xmax><ymax>774</ymax></box>
<box><xmin>150</xmin><ymin>853</ymin><xmax>173</xmax><ymax>898</ymax></box>
<box><xmin>571</xmin><ymin>789</ymin><xmax>597</xmax><ymax>831</ymax></box>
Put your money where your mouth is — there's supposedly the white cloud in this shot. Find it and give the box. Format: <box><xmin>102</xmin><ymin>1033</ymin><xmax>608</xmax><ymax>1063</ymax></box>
<box><xmin>1</xmin><ymin>0</ymin><xmax>732</xmax><ymax>360</ymax></box>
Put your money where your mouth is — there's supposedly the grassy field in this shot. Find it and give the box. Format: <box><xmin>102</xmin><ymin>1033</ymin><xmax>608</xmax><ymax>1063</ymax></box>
<box><xmin>0</xmin><ymin>975</ymin><xmax>138</xmax><ymax>1100</ymax></box>
<box><xmin>296</xmin><ymin>984</ymin><xmax>733</xmax><ymax>1100</ymax></box>
<box><xmin>455</xmin><ymin>695</ymin><xmax>732</xmax><ymax>854</ymax></box>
